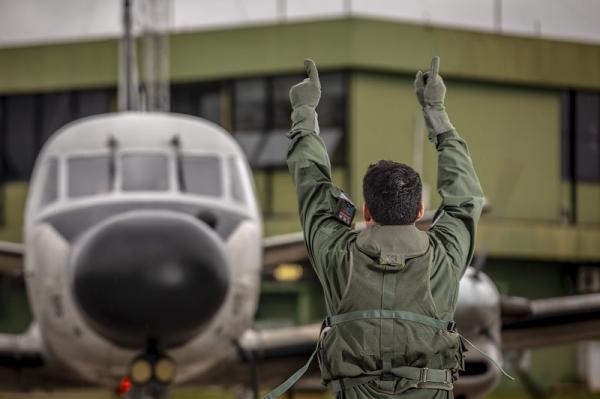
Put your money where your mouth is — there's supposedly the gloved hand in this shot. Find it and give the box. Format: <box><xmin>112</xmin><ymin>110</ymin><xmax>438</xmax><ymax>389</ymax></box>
<box><xmin>289</xmin><ymin>59</ymin><xmax>321</xmax><ymax>136</ymax></box>
<box><xmin>414</xmin><ymin>56</ymin><xmax>454</xmax><ymax>141</ymax></box>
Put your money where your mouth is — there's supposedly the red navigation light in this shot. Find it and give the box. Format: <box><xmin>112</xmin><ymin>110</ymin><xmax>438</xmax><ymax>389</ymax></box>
<box><xmin>118</xmin><ymin>376</ymin><xmax>132</xmax><ymax>396</ymax></box>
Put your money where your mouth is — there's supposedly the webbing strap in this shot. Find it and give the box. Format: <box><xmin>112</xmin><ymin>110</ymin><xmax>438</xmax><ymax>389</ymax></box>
<box><xmin>380</xmin><ymin>266</ymin><xmax>395</xmax><ymax>374</ymax></box>
<box><xmin>326</xmin><ymin>309</ymin><xmax>454</xmax><ymax>331</ymax></box>
<box><xmin>263</xmin><ymin>344</ymin><xmax>319</xmax><ymax>399</ymax></box>
<box><xmin>459</xmin><ymin>334</ymin><xmax>515</xmax><ymax>381</ymax></box>
<box><xmin>328</xmin><ymin>366</ymin><xmax>453</xmax><ymax>393</ymax></box>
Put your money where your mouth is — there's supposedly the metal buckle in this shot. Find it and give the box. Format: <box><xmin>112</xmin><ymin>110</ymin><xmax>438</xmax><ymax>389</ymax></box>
<box><xmin>447</xmin><ymin>321</ymin><xmax>456</xmax><ymax>332</ymax></box>
<box><xmin>419</xmin><ymin>368</ymin><xmax>429</xmax><ymax>383</ymax></box>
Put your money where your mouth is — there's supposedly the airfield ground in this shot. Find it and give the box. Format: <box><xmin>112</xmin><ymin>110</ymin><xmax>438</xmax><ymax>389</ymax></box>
<box><xmin>0</xmin><ymin>388</ymin><xmax>600</xmax><ymax>399</ymax></box>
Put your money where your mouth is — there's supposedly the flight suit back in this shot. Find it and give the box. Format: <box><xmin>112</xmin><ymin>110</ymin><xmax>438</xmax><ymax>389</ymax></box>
<box><xmin>318</xmin><ymin>225</ymin><xmax>465</xmax><ymax>397</ymax></box>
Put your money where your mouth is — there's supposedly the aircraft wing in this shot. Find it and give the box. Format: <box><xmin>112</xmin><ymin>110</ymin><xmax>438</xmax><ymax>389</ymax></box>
<box><xmin>0</xmin><ymin>243</ymin><xmax>86</xmax><ymax>389</ymax></box>
<box><xmin>0</xmin><ymin>322</ymin><xmax>88</xmax><ymax>390</ymax></box>
<box><xmin>189</xmin><ymin>323</ymin><xmax>323</xmax><ymax>391</ymax></box>
<box><xmin>501</xmin><ymin>293</ymin><xmax>600</xmax><ymax>350</ymax></box>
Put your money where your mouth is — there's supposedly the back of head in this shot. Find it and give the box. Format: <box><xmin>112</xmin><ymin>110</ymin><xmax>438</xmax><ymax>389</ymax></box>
<box><xmin>363</xmin><ymin>160</ymin><xmax>422</xmax><ymax>225</ymax></box>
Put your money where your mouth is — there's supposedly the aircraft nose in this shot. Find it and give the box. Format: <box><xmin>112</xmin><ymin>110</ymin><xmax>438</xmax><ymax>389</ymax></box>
<box><xmin>72</xmin><ymin>210</ymin><xmax>229</xmax><ymax>349</ymax></box>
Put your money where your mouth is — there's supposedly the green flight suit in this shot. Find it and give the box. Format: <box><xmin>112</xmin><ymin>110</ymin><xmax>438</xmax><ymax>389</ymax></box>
<box><xmin>286</xmin><ymin>126</ymin><xmax>484</xmax><ymax>398</ymax></box>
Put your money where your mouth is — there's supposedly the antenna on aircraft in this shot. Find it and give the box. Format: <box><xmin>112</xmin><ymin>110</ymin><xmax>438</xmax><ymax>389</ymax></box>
<box><xmin>119</xmin><ymin>0</ymin><xmax>140</xmax><ymax>111</ymax></box>
<box><xmin>140</xmin><ymin>0</ymin><xmax>171</xmax><ymax>112</ymax></box>
<box><xmin>119</xmin><ymin>0</ymin><xmax>171</xmax><ymax>112</ymax></box>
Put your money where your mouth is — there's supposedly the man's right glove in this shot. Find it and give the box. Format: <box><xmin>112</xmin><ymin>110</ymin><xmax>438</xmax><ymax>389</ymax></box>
<box><xmin>414</xmin><ymin>56</ymin><xmax>454</xmax><ymax>142</ymax></box>
<box><xmin>288</xmin><ymin>59</ymin><xmax>321</xmax><ymax>138</ymax></box>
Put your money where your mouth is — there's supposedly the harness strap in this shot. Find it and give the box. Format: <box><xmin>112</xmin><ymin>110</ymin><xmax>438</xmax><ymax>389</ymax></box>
<box><xmin>263</xmin><ymin>344</ymin><xmax>319</xmax><ymax>399</ymax></box>
<box><xmin>325</xmin><ymin>309</ymin><xmax>455</xmax><ymax>332</ymax></box>
<box><xmin>328</xmin><ymin>366</ymin><xmax>454</xmax><ymax>393</ymax></box>
<box><xmin>380</xmin><ymin>266</ymin><xmax>396</xmax><ymax>375</ymax></box>
<box><xmin>459</xmin><ymin>334</ymin><xmax>515</xmax><ymax>381</ymax></box>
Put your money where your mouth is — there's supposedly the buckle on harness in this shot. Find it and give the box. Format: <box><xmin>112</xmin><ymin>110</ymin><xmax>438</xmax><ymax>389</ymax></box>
<box><xmin>419</xmin><ymin>368</ymin><xmax>429</xmax><ymax>383</ymax></box>
<box><xmin>447</xmin><ymin>321</ymin><xmax>456</xmax><ymax>332</ymax></box>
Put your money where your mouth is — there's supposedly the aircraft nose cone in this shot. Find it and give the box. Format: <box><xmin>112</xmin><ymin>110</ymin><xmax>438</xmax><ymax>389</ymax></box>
<box><xmin>72</xmin><ymin>210</ymin><xmax>229</xmax><ymax>349</ymax></box>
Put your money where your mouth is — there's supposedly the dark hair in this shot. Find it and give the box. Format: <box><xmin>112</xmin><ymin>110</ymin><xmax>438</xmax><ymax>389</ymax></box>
<box><xmin>362</xmin><ymin>160</ymin><xmax>422</xmax><ymax>225</ymax></box>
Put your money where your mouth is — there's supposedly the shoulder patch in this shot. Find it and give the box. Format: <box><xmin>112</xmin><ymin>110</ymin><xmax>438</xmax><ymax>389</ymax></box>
<box><xmin>335</xmin><ymin>191</ymin><xmax>356</xmax><ymax>226</ymax></box>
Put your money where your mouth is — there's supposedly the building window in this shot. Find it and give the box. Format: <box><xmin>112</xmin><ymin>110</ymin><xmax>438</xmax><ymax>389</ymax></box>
<box><xmin>171</xmin><ymin>84</ymin><xmax>222</xmax><ymax>126</ymax></box>
<box><xmin>0</xmin><ymin>89</ymin><xmax>113</xmax><ymax>182</ymax></box>
<box><xmin>232</xmin><ymin>72</ymin><xmax>346</xmax><ymax>169</ymax></box>
<box><xmin>562</xmin><ymin>91</ymin><xmax>600</xmax><ymax>182</ymax></box>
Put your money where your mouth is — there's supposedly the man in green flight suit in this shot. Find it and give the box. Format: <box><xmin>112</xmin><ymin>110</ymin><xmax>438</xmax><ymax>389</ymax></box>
<box><xmin>274</xmin><ymin>56</ymin><xmax>484</xmax><ymax>398</ymax></box>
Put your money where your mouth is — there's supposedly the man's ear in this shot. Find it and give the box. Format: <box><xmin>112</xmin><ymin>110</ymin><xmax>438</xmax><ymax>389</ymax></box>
<box><xmin>363</xmin><ymin>203</ymin><xmax>373</xmax><ymax>224</ymax></box>
<box><xmin>416</xmin><ymin>202</ymin><xmax>425</xmax><ymax>221</ymax></box>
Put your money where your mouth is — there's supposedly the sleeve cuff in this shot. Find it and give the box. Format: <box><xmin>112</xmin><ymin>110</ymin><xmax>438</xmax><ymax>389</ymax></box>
<box><xmin>434</xmin><ymin>129</ymin><xmax>459</xmax><ymax>148</ymax></box>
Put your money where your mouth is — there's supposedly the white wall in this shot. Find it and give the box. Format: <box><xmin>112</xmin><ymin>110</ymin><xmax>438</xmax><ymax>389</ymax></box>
<box><xmin>0</xmin><ymin>0</ymin><xmax>599</xmax><ymax>48</ymax></box>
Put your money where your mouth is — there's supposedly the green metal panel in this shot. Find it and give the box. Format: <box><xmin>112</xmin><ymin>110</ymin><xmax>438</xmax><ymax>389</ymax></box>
<box><xmin>348</xmin><ymin>72</ymin><xmax>419</xmax><ymax>201</ymax></box>
<box><xmin>256</xmin><ymin>280</ymin><xmax>325</xmax><ymax>325</ymax></box>
<box><xmin>0</xmin><ymin>183</ymin><xmax>27</xmax><ymax>243</ymax></box>
<box><xmin>349</xmin><ymin>71</ymin><xmax>600</xmax><ymax>260</ymax></box>
<box><xmin>0</xmin><ymin>40</ymin><xmax>118</xmax><ymax>93</ymax></box>
<box><xmin>3</xmin><ymin>18</ymin><xmax>600</xmax><ymax>93</ymax></box>
<box><xmin>478</xmin><ymin>221</ymin><xmax>600</xmax><ymax>261</ymax></box>
<box><xmin>577</xmin><ymin>183</ymin><xmax>600</xmax><ymax>224</ymax></box>
<box><xmin>421</xmin><ymin>81</ymin><xmax>562</xmax><ymax>222</ymax></box>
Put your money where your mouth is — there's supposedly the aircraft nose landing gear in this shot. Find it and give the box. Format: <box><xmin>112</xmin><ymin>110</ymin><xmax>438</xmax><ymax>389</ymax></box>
<box><xmin>120</xmin><ymin>349</ymin><xmax>176</xmax><ymax>399</ymax></box>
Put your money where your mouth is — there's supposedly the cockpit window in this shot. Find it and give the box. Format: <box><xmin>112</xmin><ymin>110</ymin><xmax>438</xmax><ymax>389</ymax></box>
<box><xmin>68</xmin><ymin>156</ymin><xmax>111</xmax><ymax>198</ymax></box>
<box><xmin>181</xmin><ymin>156</ymin><xmax>222</xmax><ymax>197</ymax></box>
<box><xmin>40</xmin><ymin>158</ymin><xmax>59</xmax><ymax>206</ymax></box>
<box><xmin>122</xmin><ymin>154</ymin><xmax>169</xmax><ymax>192</ymax></box>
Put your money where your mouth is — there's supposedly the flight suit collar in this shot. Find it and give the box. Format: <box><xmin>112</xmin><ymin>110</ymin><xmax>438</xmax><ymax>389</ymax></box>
<box><xmin>356</xmin><ymin>224</ymin><xmax>429</xmax><ymax>267</ymax></box>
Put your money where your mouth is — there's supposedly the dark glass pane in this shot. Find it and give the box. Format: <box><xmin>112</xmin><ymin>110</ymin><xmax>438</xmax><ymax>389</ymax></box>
<box><xmin>171</xmin><ymin>85</ymin><xmax>195</xmax><ymax>115</ymax></box>
<box><xmin>233</xmin><ymin>78</ymin><xmax>266</xmax><ymax>131</ymax></box>
<box><xmin>40</xmin><ymin>92</ymin><xmax>73</xmax><ymax>149</ymax></box>
<box><xmin>122</xmin><ymin>154</ymin><xmax>169</xmax><ymax>191</ymax></box>
<box><xmin>272</xmin><ymin>75</ymin><xmax>301</xmax><ymax>130</ymax></box>
<box><xmin>255</xmin><ymin>130</ymin><xmax>290</xmax><ymax>168</ymax></box>
<box><xmin>199</xmin><ymin>89</ymin><xmax>221</xmax><ymax>125</ymax></box>
<box><xmin>575</xmin><ymin>92</ymin><xmax>600</xmax><ymax>181</ymax></box>
<box><xmin>560</xmin><ymin>92</ymin><xmax>571</xmax><ymax>180</ymax></box>
<box><xmin>41</xmin><ymin>158</ymin><xmax>59</xmax><ymax>206</ymax></box>
<box><xmin>317</xmin><ymin>72</ymin><xmax>345</xmax><ymax>128</ymax></box>
<box><xmin>4</xmin><ymin>95</ymin><xmax>36</xmax><ymax>180</ymax></box>
<box><xmin>232</xmin><ymin>132</ymin><xmax>263</xmax><ymax>166</ymax></box>
<box><xmin>76</xmin><ymin>89</ymin><xmax>111</xmax><ymax>118</ymax></box>
<box><xmin>182</xmin><ymin>156</ymin><xmax>222</xmax><ymax>196</ymax></box>
<box><xmin>68</xmin><ymin>156</ymin><xmax>111</xmax><ymax>198</ymax></box>
<box><xmin>0</xmin><ymin>99</ymin><xmax>3</xmax><ymax>181</ymax></box>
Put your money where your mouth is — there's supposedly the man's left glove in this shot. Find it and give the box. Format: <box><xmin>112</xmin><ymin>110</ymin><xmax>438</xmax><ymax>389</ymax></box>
<box><xmin>289</xmin><ymin>59</ymin><xmax>321</xmax><ymax>137</ymax></box>
<box><xmin>414</xmin><ymin>56</ymin><xmax>454</xmax><ymax>142</ymax></box>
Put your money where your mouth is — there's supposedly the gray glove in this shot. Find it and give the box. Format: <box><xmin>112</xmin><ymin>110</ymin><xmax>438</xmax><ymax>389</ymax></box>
<box><xmin>414</xmin><ymin>56</ymin><xmax>454</xmax><ymax>141</ymax></box>
<box><xmin>289</xmin><ymin>59</ymin><xmax>321</xmax><ymax>136</ymax></box>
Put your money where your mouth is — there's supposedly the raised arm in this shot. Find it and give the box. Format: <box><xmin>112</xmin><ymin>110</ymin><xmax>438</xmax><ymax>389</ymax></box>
<box><xmin>286</xmin><ymin>60</ymin><xmax>356</xmax><ymax>295</ymax></box>
<box><xmin>416</xmin><ymin>57</ymin><xmax>485</xmax><ymax>275</ymax></box>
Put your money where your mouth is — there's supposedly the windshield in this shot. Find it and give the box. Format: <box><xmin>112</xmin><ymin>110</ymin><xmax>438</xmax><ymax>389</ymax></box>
<box><xmin>68</xmin><ymin>156</ymin><xmax>111</xmax><ymax>198</ymax></box>
<box><xmin>122</xmin><ymin>154</ymin><xmax>170</xmax><ymax>192</ymax></box>
<box><xmin>40</xmin><ymin>158</ymin><xmax>59</xmax><ymax>206</ymax></box>
<box><xmin>181</xmin><ymin>156</ymin><xmax>222</xmax><ymax>197</ymax></box>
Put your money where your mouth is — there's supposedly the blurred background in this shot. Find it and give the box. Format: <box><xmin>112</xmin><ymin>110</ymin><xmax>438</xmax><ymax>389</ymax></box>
<box><xmin>0</xmin><ymin>0</ymin><xmax>599</xmax><ymax>398</ymax></box>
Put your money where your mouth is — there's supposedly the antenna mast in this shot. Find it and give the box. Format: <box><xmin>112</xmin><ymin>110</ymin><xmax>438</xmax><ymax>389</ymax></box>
<box><xmin>119</xmin><ymin>0</ymin><xmax>140</xmax><ymax>111</ymax></box>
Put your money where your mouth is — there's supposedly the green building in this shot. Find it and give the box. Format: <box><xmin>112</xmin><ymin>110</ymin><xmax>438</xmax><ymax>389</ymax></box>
<box><xmin>1</xmin><ymin>17</ymin><xmax>600</xmax><ymax>395</ymax></box>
